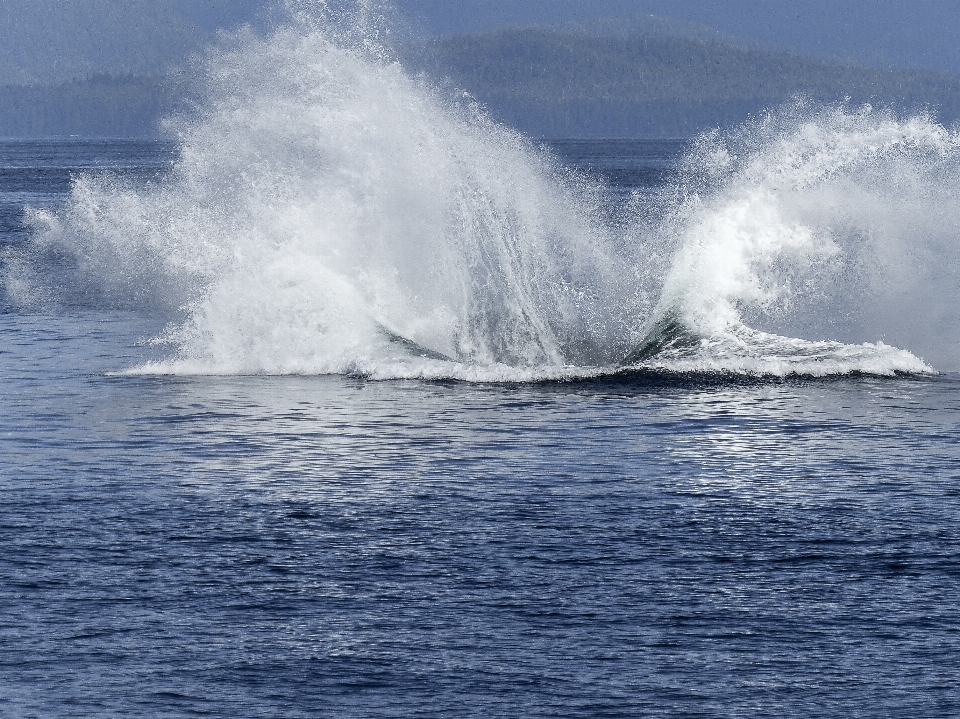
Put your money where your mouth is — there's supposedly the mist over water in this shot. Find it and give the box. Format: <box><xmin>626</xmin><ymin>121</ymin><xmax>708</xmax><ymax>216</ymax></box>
<box><xmin>6</xmin><ymin>6</ymin><xmax>959</xmax><ymax>377</ymax></box>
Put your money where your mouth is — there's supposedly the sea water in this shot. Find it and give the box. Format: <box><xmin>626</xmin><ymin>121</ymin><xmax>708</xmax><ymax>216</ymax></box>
<box><xmin>2</xmin><ymin>8</ymin><xmax>960</xmax><ymax>718</ymax></box>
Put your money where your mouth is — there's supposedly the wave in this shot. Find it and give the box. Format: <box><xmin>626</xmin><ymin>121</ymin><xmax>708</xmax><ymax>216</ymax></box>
<box><xmin>4</xmin><ymin>5</ymin><xmax>956</xmax><ymax>380</ymax></box>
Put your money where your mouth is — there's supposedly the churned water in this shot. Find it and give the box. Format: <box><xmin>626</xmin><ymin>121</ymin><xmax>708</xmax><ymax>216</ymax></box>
<box><xmin>2</xmin><ymin>6</ymin><xmax>960</xmax><ymax>717</ymax></box>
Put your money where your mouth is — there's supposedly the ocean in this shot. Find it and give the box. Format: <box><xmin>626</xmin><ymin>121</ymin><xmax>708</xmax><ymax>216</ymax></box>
<box><xmin>2</xmin><ymin>16</ymin><xmax>960</xmax><ymax>719</ymax></box>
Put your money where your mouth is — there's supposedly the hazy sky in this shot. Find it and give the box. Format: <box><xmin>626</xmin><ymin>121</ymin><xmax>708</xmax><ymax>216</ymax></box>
<box><xmin>2</xmin><ymin>0</ymin><xmax>958</xmax><ymax>83</ymax></box>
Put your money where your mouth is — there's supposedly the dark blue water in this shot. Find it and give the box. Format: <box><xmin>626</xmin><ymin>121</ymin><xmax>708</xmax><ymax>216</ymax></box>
<box><xmin>2</xmin><ymin>140</ymin><xmax>960</xmax><ymax>718</ymax></box>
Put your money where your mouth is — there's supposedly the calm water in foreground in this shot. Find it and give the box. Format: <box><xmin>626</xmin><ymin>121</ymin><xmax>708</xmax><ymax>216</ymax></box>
<box><xmin>2</xmin><ymin>140</ymin><xmax>959</xmax><ymax>717</ymax></box>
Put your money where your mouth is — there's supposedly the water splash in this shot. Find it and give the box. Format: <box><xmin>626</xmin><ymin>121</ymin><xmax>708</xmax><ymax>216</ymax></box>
<box><xmin>640</xmin><ymin>103</ymin><xmax>958</xmax><ymax>374</ymax></box>
<box><xmin>16</xmin><ymin>9</ymin><xmax>642</xmax><ymax>379</ymax></box>
<box><xmin>8</xmin><ymin>11</ymin><xmax>957</xmax><ymax>379</ymax></box>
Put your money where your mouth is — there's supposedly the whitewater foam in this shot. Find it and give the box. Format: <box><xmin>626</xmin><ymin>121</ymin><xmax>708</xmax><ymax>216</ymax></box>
<box><xmin>6</xmin><ymin>9</ymin><xmax>956</xmax><ymax>380</ymax></box>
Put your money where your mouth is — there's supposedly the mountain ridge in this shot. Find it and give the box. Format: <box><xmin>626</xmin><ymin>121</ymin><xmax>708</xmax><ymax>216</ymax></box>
<box><xmin>4</xmin><ymin>17</ymin><xmax>960</xmax><ymax>138</ymax></box>
<box><xmin>413</xmin><ymin>25</ymin><xmax>960</xmax><ymax>138</ymax></box>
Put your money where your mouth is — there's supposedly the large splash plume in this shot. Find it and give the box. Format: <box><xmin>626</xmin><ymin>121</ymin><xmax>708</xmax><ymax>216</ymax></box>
<box><xmin>644</xmin><ymin>104</ymin><xmax>960</xmax><ymax>373</ymax></box>
<box><xmin>14</xmin><ymin>2</ymin><xmax>642</xmax><ymax>379</ymax></box>
<box><xmin>5</xmin><ymin>4</ymin><xmax>958</xmax><ymax>377</ymax></box>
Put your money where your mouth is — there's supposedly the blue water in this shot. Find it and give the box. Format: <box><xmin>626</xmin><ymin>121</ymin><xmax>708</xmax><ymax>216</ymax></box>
<box><xmin>2</xmin><ymin>140</ymin><xmax>960</xmax><ymax>718</ymax></box>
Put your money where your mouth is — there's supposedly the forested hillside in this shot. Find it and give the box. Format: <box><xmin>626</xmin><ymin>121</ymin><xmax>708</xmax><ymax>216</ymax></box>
<box><xmin>4</xmin><ymin>23</ymin><xmax>960</xmax><ymax>138</ymax></box>
<box><xmin>418</xmin><ymin>28</ymin><xmax>960</xmax><ymax>137</ymax></box>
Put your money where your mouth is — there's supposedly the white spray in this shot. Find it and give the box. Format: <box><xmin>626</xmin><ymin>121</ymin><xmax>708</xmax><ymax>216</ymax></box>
<box><xmin>8</xmin><ymin>10</ymin><xmax>959</xmax><ymax>377</ymax></box>
<box><xmin>19</xmin><ymin>8</ymin><xmax>642</xmax><ymax>379</ymax></box>
<box><xmin>649</xmin><ymin>104</ymin><xmax>960</xmax><ymax>372</ymax></box>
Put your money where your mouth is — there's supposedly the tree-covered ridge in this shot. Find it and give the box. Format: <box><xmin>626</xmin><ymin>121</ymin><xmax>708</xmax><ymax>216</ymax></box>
<box><xmin>436</xmin><ymin>30</ymin><xmax>959</xmax><ymax>103</ymax></box>
<box><xmin>420</xmin><ymin>29</ymin><xmax>960</xmax><ymax>137</ymax></box>
<box><xmin>4</xmin><ymin>25</ymin><xmax>960</xmax><ymax>138</ymax></box>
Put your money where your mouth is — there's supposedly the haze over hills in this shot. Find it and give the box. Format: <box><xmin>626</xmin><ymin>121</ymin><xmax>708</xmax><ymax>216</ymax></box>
<box><xmin>3</xmin><ymin>5</ymin><xmax>960</xmax><ymax>138</ymax></box>
<box><xmin>1</xmin><ymin>2</ymin><xmax>202</xmax><ymax>85</ymax></box>
<box><xmin>0</xmin><ymin>0</ymin><xmax>274</xmax><ymax>87</ymax></box>
<box><xmin>3</xmin><ymin>0</ymin><xmax>960</xmax><ymax>81</ymax></box>
<box><xmin>0</xmin><ymin>0</ymin><xmax>266</xmax><ymax>137</ymax></box>
<box><xmin>416</xmin><ymin>21</ymin><xmax>960</xmax><ymax>138</ymax></box>
<box><xmin>400</xmin><ymin>0</ymin><xmax>960</xmax><ymax>75</ymax></box>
